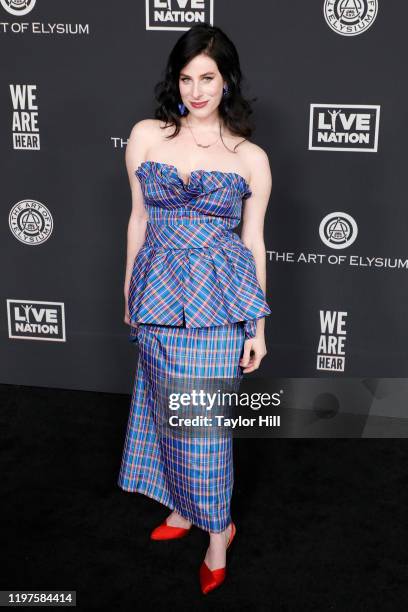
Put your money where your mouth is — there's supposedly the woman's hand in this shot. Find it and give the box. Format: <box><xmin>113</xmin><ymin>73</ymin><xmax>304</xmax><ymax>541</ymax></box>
<box><xmin>239</xmin><ymin>335</ymin><xmax>267</xmax><ymax>373</ymax></box>
<box><xmin>124</xmin><ymin>293</ymin><xmax>130</xmax><ymax>326</ymax></box>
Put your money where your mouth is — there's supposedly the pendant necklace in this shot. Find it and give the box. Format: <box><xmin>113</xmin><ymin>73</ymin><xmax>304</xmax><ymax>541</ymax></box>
<box><xmin>186</xmin><ymin>115</ymin><xmax>222</xmax><ymax>148</ymax></box>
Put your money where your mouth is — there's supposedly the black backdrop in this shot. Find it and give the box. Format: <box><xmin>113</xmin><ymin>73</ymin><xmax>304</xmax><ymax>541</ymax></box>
<box><xmin>1</xmin><ymin>1</ymin><xmax>407</xmax><ymax>395</ymax></box>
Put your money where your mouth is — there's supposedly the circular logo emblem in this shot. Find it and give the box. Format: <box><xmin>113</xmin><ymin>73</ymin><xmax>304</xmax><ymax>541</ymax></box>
<box><xmin>319</xmin><ymin>212</ymin><xmax>358</xmax><ymax>249</ymax></box>
<box><xmin>9</xmin><ymin>199</ymin><xmax>53</xmax><ymax>245</ymax></box>
<box><xmin>0</xmin><ymin>0</ymin><xmax>36</xmax><ymax>16</ymax></box>
<box><xmin>324</xmin><ymin>0</ymin><xmax>378</xmax><ymax>36</ymax></box>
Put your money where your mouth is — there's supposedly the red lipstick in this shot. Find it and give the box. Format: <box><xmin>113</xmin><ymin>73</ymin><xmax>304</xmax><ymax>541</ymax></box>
<box><xmin>190</xmin><ymin>100</ymin><xmax>208</xmax><ymax>108</ymax></box>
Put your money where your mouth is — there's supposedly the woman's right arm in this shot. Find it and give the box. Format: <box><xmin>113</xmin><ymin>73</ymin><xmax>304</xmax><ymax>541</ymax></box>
<box><xmin>123</xmin><ymin>120</ymin><xmax>150</xmax><ymax>323</ymax></box>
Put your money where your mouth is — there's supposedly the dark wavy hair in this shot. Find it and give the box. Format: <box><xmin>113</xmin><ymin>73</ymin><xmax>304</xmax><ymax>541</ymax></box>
<box><xmin>153</xmin><ymin>23</ymin><xmax>256</xmax><ymax>150</ymax></box>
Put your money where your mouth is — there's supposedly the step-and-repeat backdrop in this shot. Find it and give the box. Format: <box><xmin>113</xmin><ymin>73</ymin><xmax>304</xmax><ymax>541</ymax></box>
<box><xmin>1</xmin><ymin>1</ymin><xmax>406</xmax><ymax>399</ymax></box>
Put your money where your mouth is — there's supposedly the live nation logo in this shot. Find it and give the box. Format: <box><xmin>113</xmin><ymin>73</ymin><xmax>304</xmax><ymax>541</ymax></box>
<box><xmin>309</xmin><ymin>104</ymin><xmax>380</xmax><ymax>152</ymax></box>
<box><xmin>7</xmin><ymin>299</ymin><xmax>66</xmax><ymax>341</ymax></box>
<box><xmin>146</xmin><ymin>0</ymin><xmax>213</xmax><ymax>31</ymax></box>
<box><xmin>10</xmin><ymin>84</ymin><xmax>40</xmax><ymax>150</ymax></box>
<box><xmin>317</xmin><ymin>310</ymin><xmax>347</xmax><ymax>372</ymax></box>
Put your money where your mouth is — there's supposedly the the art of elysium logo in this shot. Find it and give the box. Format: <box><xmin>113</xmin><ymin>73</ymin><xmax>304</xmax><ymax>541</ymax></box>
<box><xmin>0</xmin><ymin>1</ymin><xmax>89</xmax><ymax>35</ymax></box>
<box><xmin>319</xmin><ymin>212</ymin><xmax>358</xmax><ymax>250</ymax></box>
<box><xmin>324</xmin><ymin>0</ymin><xmax>378</xmax><ymax>36</ymax></box>
<box><xmin>7</xmin><ymin>299</ymin><xmax>66</xmax><ymax>341</ymax></box>
<box><xmin>146</xmin><ymin>0</ymin><xmax>213</xmax><ymax>31</ymax></box>
<box><xmin>309</xmin><ymin>104</ymin><xmax>380</xmax><ymax>152</ymax></box>
<box><xmin>9</xmin><ymin>199</ymin><xmax>53</xmax><ymax>245</ymax></box>
<box><xmin>0</xmin><ymin>0</ymin><xmax>36</xmax><ymax>15</ymax></box>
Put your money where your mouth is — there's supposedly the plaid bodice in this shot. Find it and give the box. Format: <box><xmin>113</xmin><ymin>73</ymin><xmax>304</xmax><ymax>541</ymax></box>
<box><xmin>128</xmin><ymin>161</ymin><xmax>271</xmax><ymax>341</ymax></box>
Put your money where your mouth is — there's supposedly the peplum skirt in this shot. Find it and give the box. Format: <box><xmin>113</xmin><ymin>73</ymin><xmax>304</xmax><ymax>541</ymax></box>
<box><xmin>117</xmin><ymin>320</ymin><xmax>246</xmax><ymax>533</ymax></box>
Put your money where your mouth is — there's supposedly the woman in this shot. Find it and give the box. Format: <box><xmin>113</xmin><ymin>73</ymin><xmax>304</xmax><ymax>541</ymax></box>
<box><xmin>117</xmin><ymin>23</ymin><xmax>272</xmax><ymax>594</ymax></box>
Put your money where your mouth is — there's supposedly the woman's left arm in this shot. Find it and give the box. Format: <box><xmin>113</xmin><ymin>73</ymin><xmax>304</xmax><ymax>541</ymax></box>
<box><xmin>239</xmin><ymin>147</ymin><xmax>272</xmax><ymax>373</ymax></box>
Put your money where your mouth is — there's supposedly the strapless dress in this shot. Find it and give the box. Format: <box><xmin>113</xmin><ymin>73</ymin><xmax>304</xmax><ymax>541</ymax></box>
<box><xmin>127</xmin><ymin>160</ymin><xmax>271</xmax><ymax>341</ymax></box>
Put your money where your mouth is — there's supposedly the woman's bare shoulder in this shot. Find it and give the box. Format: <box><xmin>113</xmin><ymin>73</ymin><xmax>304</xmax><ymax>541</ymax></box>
<box><xmin>236</xmin><ymin>139</ymin><xmax>271</xmax><ymax>183</ymax></box>
<box><xmin>238</xmin><ymin>138</ymin><xmax>270</xmax><ymax>164</ymax></box>
<box><xmin>130</xmin><ymin>119</ymin><xmax>171</xmax><ymax>138</ymax></box>
<box><xmin>128</xmin><ymin>118</ymin><xmax>164</xmax><ymax>140</ymax></box>
<box><xmin>127</xmin><ymin>119</ymin><xmax>173</xmax><ymax>159</ymax></box>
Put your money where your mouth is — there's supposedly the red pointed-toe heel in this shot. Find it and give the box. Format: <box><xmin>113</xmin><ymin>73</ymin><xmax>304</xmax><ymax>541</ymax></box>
<box><xmin>150</xmin><ymin>517</ymin><xmax>192</xmax><ymax>541</ymax></box>
<box><xmin>199</xmin><ymin>521</ymin><xmax>236</xmax><ymax>594</ymax></box>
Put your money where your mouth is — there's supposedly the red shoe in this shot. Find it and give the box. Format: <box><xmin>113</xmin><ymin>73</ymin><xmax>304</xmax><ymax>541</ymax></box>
<box><xmin>199</xmin><ymin>521</ymin><xmax>236</xmax><ymax>594</ymax></box>
<box><xmin>150</xmin><ymin>517</ymin><xmax>192</xmax><ymax>541</ymax></box>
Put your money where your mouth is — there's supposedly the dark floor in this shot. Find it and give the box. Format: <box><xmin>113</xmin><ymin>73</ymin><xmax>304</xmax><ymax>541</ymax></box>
<box><xmin>1</xmin><ymin>383</ymin><xmax>408</xmax><ymax>611</ymax></box>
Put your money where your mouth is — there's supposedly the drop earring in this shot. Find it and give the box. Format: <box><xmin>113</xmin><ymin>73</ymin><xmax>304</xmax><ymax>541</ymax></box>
<box><xmin>178</xmin><ymin>102</ymin><xmax>186</xmax><ymax>115</ymax></box>
<box><xmin>223</xmin><ymin>84</ymin><xmax>228</xmax><ymax>96</ymax></box>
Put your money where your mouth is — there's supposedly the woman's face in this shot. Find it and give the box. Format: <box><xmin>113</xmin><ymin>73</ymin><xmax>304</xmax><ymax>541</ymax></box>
<box><xmin>178</xmin><ymin>53</ymin><xmax>225</xmax><ymax>118</ymax></box>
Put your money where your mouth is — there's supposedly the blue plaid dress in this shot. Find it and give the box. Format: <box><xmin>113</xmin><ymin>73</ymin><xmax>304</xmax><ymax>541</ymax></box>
<box><xmin>117</xmin><ymin>161</ymin><xmax>271</xmax><ymax>532</ymax></box>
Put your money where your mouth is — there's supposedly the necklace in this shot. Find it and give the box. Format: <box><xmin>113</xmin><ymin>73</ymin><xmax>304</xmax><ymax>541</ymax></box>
<box><xmin>186</xmin><ymin>115</ymin><xmax>222</xmax><ymax>148</ymax></box>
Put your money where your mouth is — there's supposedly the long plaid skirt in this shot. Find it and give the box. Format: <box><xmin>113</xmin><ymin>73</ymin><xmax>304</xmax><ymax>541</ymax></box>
<box><xmin>117</xmin><ymin>320</ymin><xmax>246</xmax><ymax>533</ymax></box>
